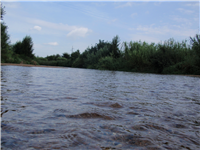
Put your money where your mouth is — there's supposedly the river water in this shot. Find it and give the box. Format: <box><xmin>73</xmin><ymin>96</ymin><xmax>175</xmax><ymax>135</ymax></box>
<box><xmin>1</xmin><ymin>66</ymin><xmax>200</xmax><ymax>150</ymax></box>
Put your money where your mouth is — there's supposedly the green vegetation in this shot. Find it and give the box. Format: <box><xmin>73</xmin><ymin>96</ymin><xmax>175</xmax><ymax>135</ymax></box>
<box><xmin>36</xmin><ymin>35</ymin><xmax>200</xmax><ymax>75</ymax></box>
<box><xmin>13</xmin><ymin>36</ymin><xmax>34</xmax><ymax>59</ymax></box>
<box><xmin>1</xmin><ymin>4</ymin><xmax>11</xmax><ymax>63</ymax></box>
<box><xmin>1</xmin><ymin>4</ymin><xmax>199</xmax><ymax>75</ymax></box>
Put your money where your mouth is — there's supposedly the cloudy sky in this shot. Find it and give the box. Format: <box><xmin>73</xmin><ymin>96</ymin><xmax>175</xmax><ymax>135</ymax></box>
<box><xmin>2</xmin><ymin>0</ymin><xmax>199</xmax><ymax>57</ymax></box>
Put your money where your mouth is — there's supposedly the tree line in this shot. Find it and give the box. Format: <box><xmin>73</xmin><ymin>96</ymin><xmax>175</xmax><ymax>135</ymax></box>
<box><xmin>1</xmin><ymin>4</ymin><xmax>200</xmax><ymax>75</ymax></box>
<box><xmin>37</xmin><ymin>35</ymin><xmax>200</xmax><ymax>75</ymax></box>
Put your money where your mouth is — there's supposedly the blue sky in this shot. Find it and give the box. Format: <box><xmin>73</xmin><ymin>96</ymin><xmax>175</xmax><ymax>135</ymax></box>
<box><xmin>2</xmin><ymin>1</ymin><xmax>199</xmax><ymax>57</ymax></box>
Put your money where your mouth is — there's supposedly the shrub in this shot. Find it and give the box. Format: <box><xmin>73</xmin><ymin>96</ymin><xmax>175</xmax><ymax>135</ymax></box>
<box><xmin>97</xmin><ymin>56</ymin><xmax>117</xmax><ymax>70</ymax></box>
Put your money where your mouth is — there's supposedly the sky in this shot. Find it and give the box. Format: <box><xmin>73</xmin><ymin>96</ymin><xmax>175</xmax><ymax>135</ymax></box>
<box><xmin>1</xmin><ymin>0</ymin><xmax>199</xmax><ymax>57</ymax></box>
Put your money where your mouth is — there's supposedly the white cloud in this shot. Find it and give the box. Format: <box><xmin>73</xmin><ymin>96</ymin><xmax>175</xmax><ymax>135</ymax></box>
<box><xmin>108</xmin><ymin>19</ymin><xmax>117</xmax><ymax>24</ymax></box>
<box><xmin>134</xmin><ymin>25</ymin><xmax>197</xmax><ymax>37</ymax></box>
<box><xmin>67</xmin><ymin>27</ymin><xmax>91</xmax><ymax>38</ymax></box>
<box><xmin>115</xmin><ymin>0</ymin><xmax>150</xmax><ymax>8</ymax></box>
<box><xmin>27</xmin><ymin>18</ymin><xmax>76</xmax><ymax>31</ymax></box>
<box><xmin>27</xmin><ymin>18</ymin><xmax>91</xmax><ymax>38</ymax></box>
<box><xmin>172</xmin><ymin>16</ymin><xmax>189</xmax><ymax>22</ymax></box>
<box><xmin>185</xmin><ymin>3</ymin><xmax>199</xmax><ymax>7</ymax></box>
<box><xmin>177</xmin><ymin>8</ymin><xmax>194</xmax><ymax>14</ymax></box>
<box><xmin>136</xmin><ymin>25</ymin><xmax>164</xmax><ymax>35</ymax></box>
<box><xmin>131</xmin><ymin>13</ymin><xmax>137</xmax><ymax>18</ymax></box>
<box><xmin>45</xmin><ymin>42</ymin><xmax>58</xmax><ymax>46</ymax></box>
<box><xmin>154</xmin><ymin>2</ymin><xmax>162</xmax><ymax>6</ymax></box>
<box><xmin>171</xmin><ymin>15</ymin><xmax>194</xmax><ymax>26</ymax></box>
<box><xmin>130</xmin><ymin>34</ymin><xmax>160</xmax><ymax>43</ymax></box>
<box><xmin>172</xmin><ymin>25</ymin><xmax>181</xmax><ymax>28</ymax></box>
<box><xmin>115</xmin><ymin>2</ymin><xmax>132</xmax><ymax>8</ymax></box>
<box><xmin>129</xmin><ymin>24</ymin><xmax>198</xmax><ymax>44</ymax></box>
<box><xmin>93</xmin><ymin>2</ymin><xmax>106</xmax><ymax>7</ymax></box>
<box><xmin>172</xmin><ymin>16</ymin><xmax>193</xmax><ymax>26</ymax></box>
<box><xmin>194</xmin><ymin>17</ymin><xmax>199</xmax><ymax>21</ymax></box>
<box><xmin>4</xmin><ymin>3</ymin><xmax>19</xmax><ymax>8</ymax></box>
<box><xmin>66</xmin><ymin>3</ymin><xmax>109</xmax><ymax>21</ymax></box>
<box><xmin>33</xmin><ymin>26</ymin><xmax>42</xmax><ymax>31</ymax></box>
<box><xmin>170</xmin><ymin>15</ymin><xmax>199</xmax><ymax>27</ymax></box>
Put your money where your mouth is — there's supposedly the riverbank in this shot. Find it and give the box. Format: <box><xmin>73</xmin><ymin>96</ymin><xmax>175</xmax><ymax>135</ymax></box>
<box><xmin>1</xmin><ymin>63</ymin><xmax>67</xmax><ymax>69</ymax></box>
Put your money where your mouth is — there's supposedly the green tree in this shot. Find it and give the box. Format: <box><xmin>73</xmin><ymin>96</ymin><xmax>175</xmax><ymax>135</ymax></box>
<box><xmin>13</xmin><ymin>36</ymin><xmax>34</xmax><ymax>58</ymax></box>
<box><xmin>62</xmin><ymin>52</ymin><xmax>70</xmax><ymax>59</ymax></box>
<box><xmin>190</xmin><ymin>34</ymin><xmax>200</xmax><ymax>57</ymax></box>
<box><xmin>1</xmin><ymin>3</ymin><xmax>5</xmax><ymax>20</ymax></box>
<box><xmin>46</xmin><ymin>54</ymin><xmax>61</xmax><ymax>61</ymax></box>
<box><xmin>21</xmin><ymin>36</ymin><xmax>34</xmax><ymax>58</ymax></box>
<box><xmin>190</xmin><ymin>34</ymin><xmax>200</xmax><ymax>69</ymax></box>
<box><xmin>71</xmin><ymin>50</ymin><xmax>80</xmax><ymax>62</ymax></box>
<box><xmin>13</xmin><ymin>41</ymin><xmax>22</xmax><ymax>54</ymax></box>
<box><xmin>1</xmin><ymin>4</ymin><xmax>12</xmax><ymax>62</ymax></box>
<box><xmin>111</xmin><ymin>35</ymin><xmax>121</xmax><ymax>58</ymax></box>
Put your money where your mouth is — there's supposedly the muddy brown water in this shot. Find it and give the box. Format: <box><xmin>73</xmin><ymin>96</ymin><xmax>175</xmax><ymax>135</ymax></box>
<box><xmin>1</xmin><ymin>66</ymin><xmax>200</xmax><ymax>150</ymax></box>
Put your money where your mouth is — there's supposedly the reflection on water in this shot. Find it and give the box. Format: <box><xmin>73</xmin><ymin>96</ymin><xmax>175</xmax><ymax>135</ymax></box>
<box><xmin>1</xmin><ymin>66</ymin><xmax>200</xmax><ymax>149</ymax></box>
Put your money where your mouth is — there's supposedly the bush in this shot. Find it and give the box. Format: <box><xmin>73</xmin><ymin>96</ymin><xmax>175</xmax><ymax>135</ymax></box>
<box><xmin>72</xmin><ymin>57</ymin><xmax>84</xmax><ymax>68</ymax></box>
<box><xmin>38</xmin><ymin>61</ymin><xmax>57</xmax><ymax>66</ymax></box>
<box><xmin>57</xmin><ymin>60</ymin><xmax>69</xmax><ymax>66</ymax></box>
<box><xmin>190</xmin><ymin>34</ymin><xmax>200</xmax><ymax>57</ymax></box>
<box><xmin>97</xmin><ymin>56</ymin><xmax>117</xmax><ymax>70</ymax></box>
<box><xmin>149</xmin><ymin>39</ymin><xmax>191</xmax><ymax>73</ymax></box>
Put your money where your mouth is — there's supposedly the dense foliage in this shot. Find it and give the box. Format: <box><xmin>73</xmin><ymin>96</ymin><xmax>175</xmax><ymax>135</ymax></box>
<box><xmin>13</xmin><ymin>36</ymin><xmax>34</xmax><ymax>59</ymax></box>
<box><xmin>37</xmin><ymin>35</ymin><xmax>200</xmax><ymax>75</ymax></box>
<box><xmin>1</xmin><ymin>4</ymin><xmax>11</xmax><ymax>63</ymax></box>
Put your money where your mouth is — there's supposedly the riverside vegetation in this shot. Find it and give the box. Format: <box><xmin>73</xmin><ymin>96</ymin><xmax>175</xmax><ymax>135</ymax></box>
<box><xmin>1</xmin><ymin>4</ymin><xmax>200</xmax><ymax>75</ymax></box>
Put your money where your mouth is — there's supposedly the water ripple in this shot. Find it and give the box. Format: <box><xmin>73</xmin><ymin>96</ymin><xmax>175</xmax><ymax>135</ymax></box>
<box><xmin>1</xmin><ymin>66</ymin><xmax>200</xmax><ymax>149</ymax></box>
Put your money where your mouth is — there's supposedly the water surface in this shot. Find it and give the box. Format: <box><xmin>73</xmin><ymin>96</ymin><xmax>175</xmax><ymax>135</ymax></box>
<box><xmin>1</xmin><ymin>66</ymin><xmax>200</xmax><ymax>149</ymax></box>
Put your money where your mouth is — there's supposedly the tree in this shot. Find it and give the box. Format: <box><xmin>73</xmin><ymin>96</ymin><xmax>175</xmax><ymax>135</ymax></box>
<box><xmin>21</xmin><ymin>36</ymin><xmax>34</xmax><ymax>58</ymax></box>
<box><xmin>62</xmin><ymin>52</ymin><xmax>70</xmax><ymax>59</ymax></box>
<box><xmin>1</xmin><ymin>4</ymin><xmax>11</xmax><ymax>62</ymax></box>
<box><xmin>46</xmin><ymin>54</ymin><xmax>60</xmax><ymax>61</ymax></box>
<box><xmin>1</xmin><ymin>22</ymin><xmax>10</xmax><ymax>53</ymax></box>
<box><xmin>111</xmin><ymin>35</ymin><xmax>121</xmax><ymax>58</ymax></box>
<box><xmin>1</xmin><ymin>3</ymin><xmax>5</xmax><ymax>21</ymax></box>
<box><xmin>13</xmin><ymin>36</ymin><xmax>34</xmax><ymax>58</ymax></box>
<box><xmin>71</xmin><ymin>50</ymin><xmax>80</xmax><ymax>62</ymax></box>
<box><xmin>190</xmin><ymin>34</ymin><xmax>200</xmax><ymax>57</ymax></box>
<box><xmin>190</xmin><ymin>34</ymin><xmax>200</xmax><ymax>68</ymax></box>
<box><xmin>12</xmin><ymin>41</ymin><xmax>22</xmax><ymax>54</ymax></box>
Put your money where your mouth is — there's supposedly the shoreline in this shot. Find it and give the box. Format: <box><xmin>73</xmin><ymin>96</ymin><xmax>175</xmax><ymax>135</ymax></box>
<box><xmin>1</xmin><ymin>63</ymin><xmax>67</xmax><ymax>69</ymax></box>
<box><xmin>1</xmin><ymin>63</ymin><xmax>200</xmax><ymax>77</ymax></box>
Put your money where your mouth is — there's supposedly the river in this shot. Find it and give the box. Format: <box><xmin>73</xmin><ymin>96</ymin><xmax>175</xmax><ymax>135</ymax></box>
<box><xmin>1</xmin><ymin>66</ymin><xmax>200</xmax><ymax>150</ymax></box>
